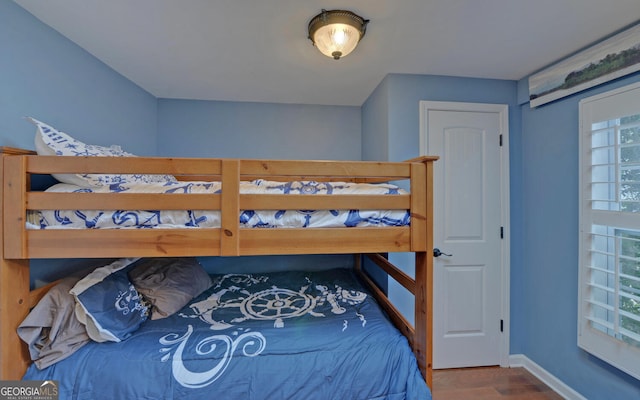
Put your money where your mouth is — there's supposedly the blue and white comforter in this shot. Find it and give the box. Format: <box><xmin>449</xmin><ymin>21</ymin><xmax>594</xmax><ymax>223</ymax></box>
<box><xmin>24</xmin><ymin>268</ymin><xmax>431</xmax><ymax>400</ymax></box>
<box><xmin>30</xmin><ymin>179</ymin><xmax>411</xmax><ymax>230</ymax></box>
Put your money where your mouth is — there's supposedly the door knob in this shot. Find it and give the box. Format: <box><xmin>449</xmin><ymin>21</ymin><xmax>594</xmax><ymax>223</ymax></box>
<box><xmin>433</xmin><ymin>248</ymin><xmax>452</xmax><ymax>258</ymax></box>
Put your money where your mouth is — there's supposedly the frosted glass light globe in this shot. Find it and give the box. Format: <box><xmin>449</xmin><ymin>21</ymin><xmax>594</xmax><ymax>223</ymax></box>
<box><xmin>308</xmin><ymin>10</ymin><xmax>369</xmax><ymax>60</ymax></box>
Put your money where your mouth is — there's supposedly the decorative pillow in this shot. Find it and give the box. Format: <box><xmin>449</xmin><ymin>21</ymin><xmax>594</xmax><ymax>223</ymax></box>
<box><xmin>128</xmin><ymin>257</ymin><xmax>212</xmax><ymax>320</ymax></box>
<box><xmin>70</xmin><ymin>258</ymin><xmax>149</xmax><ymax>342</ymax></box>
<box><xmin>28</xmin><ymin>117</ymin><xmax>176</xmax><ymax>187</ymax></box>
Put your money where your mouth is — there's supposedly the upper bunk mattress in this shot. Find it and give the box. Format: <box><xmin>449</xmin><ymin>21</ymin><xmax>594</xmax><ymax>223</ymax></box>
<box><xmin>29</xmin><ymin>179</ymin><xmax>411</xmax><ymax>230</ymax></box>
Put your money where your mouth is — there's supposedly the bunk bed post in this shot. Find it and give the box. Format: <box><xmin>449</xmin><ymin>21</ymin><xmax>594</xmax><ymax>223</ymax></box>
<box><xmin>414</xmin><ymin>158</ymin><xmax>434</xmax><ymax>388</ymax></box>
<box><xmin>0</xmin><ymin>148</ymin><xmax>33</xmax><ymax>379</ymax></box>
<box><xmin>0</xmin><ymin>259</ymin><xmax>30</xmax><ymax>379</ymax></box>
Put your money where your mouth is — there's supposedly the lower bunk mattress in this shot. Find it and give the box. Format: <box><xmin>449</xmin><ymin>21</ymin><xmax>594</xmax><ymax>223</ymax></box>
<box><xmin>23</xmin><ymin>268</ymin><xmax>430</xmax><ymax>400</ymax></box>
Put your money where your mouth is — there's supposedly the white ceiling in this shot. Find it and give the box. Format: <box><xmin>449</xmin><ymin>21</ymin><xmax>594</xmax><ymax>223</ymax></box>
<box><xmin>14</xmin><ymin>0</ymin><xmax>640</xmax><ymax>106</ymax></box>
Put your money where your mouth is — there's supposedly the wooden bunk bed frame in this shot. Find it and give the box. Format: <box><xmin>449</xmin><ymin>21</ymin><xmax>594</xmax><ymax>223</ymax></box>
<box><xmin>0</xmin><ymin>146</ymin><xmax>436</xmax><ymax>388</ymax></box>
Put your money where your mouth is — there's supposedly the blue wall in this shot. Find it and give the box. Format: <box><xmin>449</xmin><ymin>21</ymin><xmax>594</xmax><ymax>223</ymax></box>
<box><xmin>157</xmin><ymin>99</ymin><xmax>361</xmax><ymax>160</ymax></box>
<box><xmin>0</xmin><ymin>1</ymin><xmax>157</xmax><ymax>155</ymax></box>
<box><xmin>518</xmin><ymin>71</ymin><xmax>640</xmax><ymax>399</ymax></box>
<box><xmin>361</xmin><ymin>78</ymin><xmax>390</xmax><ymax>161</ymax></box>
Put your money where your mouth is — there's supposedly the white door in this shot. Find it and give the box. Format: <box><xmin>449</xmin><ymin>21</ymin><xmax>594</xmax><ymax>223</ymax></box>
<box><xmin>420</xmin><ymin>101</ymin><xmax>510</xmax><ymax>369</ymax></box>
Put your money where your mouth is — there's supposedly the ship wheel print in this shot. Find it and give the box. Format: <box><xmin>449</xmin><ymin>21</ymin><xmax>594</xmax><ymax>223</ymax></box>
<box><xmin>240</xmin><ymin>287</ymin><xmax>318</xmax><ymax>328</ymax></box>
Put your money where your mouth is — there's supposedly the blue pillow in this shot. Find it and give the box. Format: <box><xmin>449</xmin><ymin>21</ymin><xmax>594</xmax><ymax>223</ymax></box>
<box><xmin>70</xmin><ymin>258</ymin><xmax>149</xmax><ymax>342</ymax></box>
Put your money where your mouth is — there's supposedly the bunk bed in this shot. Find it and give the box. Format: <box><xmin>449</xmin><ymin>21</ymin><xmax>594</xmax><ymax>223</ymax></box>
<box><xmin>0</xmin><ymin>143</ymin><xmax>436</xmax><ymax>399</ymax></box>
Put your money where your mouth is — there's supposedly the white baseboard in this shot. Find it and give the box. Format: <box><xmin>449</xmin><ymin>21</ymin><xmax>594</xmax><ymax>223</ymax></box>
<box><xmin>508</xmin><ymin>354</ymin><xmax>586</xmax><ymax>400</ymax></box>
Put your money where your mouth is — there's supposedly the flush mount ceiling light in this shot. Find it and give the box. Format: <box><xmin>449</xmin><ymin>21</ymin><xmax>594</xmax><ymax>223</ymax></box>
<box><xmin>308</xmin><ymin>9</ymin><xmax>369</xmax><ymax>60</ymax></box>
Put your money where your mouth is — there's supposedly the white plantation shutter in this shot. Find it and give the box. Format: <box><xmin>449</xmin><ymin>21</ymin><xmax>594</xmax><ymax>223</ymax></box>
<box><xmin>579</xmin><ymin>81</ymin><xmax>640</xmax><ymax>380</ymax></box>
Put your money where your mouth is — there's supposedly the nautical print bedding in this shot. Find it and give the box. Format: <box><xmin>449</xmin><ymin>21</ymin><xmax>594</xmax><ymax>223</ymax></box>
<box><xmin>23</xmin><ymin>268</ymin><xmax>431</xmax><ymax>400</ymax></box>
<box><xmin>29</xmin><ymin>179</ymin><xmax>411</xmax><ymax>230</ymax></box>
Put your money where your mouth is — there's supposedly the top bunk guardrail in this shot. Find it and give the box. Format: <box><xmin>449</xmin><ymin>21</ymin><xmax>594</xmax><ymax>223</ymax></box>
<box><xmin>1</xmin><ymin>148</ymin><xmax>436</xmax><ymax>259</ymax></box>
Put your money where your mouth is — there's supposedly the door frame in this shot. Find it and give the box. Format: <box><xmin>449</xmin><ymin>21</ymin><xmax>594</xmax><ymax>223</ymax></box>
<box><xmin>419</xmin><ymin>100</ymin><xmax>511</xmax><ymax>368</ymax></box>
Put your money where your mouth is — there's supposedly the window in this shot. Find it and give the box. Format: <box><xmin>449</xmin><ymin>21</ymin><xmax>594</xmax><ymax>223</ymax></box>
<box><xmin>579</xmin><ymin>81</ymin><xmax>640</xmax><ymax>379</ymax></box>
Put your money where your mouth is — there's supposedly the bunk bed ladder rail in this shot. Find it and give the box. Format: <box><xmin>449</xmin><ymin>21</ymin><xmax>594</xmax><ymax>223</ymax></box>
<box><xmin>356</xmin><ymin>157</ymin><xmax>434</xmax><ymax>387</ymax></box>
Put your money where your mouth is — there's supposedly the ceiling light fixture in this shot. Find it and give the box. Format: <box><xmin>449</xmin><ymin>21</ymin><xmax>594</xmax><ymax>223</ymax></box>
<box><xmin>308</xmin><ymin>9</ymin><xmax>369</xmax><ymax>60</ymax></box>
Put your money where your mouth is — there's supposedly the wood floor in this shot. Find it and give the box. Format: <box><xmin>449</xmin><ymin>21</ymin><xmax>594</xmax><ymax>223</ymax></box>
<box><xmin>432</xmin><ymin>367</ymin><xmax>564</xmax><ymax>400</ymax></box>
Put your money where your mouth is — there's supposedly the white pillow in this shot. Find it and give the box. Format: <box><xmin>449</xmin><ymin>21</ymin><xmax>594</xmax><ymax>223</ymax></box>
<box><xmin>28</xmin><ymin>117</ymin><xmax>176</xmax><ymax>187</ymax></box>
